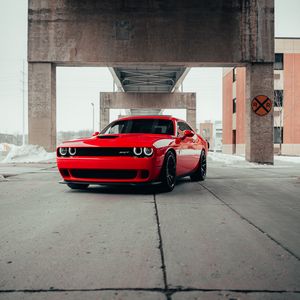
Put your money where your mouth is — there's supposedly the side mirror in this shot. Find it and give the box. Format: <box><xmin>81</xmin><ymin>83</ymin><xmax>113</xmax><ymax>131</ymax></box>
<box><xmin>183</xmin><ymin>130</ymin><xmax>194</xmax><ymax>138</ymax></box>
<box><xmin>92</xmin><ymin>131</ymin><xmax>100</xmax><ymax>136</ymax></box>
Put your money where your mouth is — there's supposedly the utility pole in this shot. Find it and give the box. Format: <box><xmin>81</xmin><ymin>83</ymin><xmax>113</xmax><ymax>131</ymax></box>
<box><xmin>21</xmin><ymin>60</ymin><xmax>26</xmax><ymax>146</ymax></box>
<box><xmin>91</xmin><ymin>102</ymin><xmax>95</xmax><ymax>132</ymax></box>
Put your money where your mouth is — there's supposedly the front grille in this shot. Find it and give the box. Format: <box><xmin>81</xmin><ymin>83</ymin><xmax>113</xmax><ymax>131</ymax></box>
<box><xmin>75</xmin><ymin>147</ymin><xmax>133</xmax><ymax>157</ymax></box>
<box><xmin>70</xmin><ymin>169</ymin><xmax>137</xmax><ymax>179</ymax></box>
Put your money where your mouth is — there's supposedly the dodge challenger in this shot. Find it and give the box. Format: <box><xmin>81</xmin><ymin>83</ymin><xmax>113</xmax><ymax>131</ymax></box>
<box><xmin>56</xmin><ymin>116</ymin><xmax>208</xmax><ymax>192</ymax></box>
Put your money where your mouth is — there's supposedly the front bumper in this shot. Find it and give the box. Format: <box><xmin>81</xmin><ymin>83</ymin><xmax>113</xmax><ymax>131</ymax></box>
<box><xmin>56</xmin><ymin>156</ymin><xmax>163</xmax><ymax>183</ymax></box>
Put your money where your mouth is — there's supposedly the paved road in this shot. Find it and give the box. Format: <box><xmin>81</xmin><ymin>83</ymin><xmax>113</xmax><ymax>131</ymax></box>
<box><xmin>0</xmin><ymin>159</ymin><xmax>300</xmax><ymax>299</ymax></box>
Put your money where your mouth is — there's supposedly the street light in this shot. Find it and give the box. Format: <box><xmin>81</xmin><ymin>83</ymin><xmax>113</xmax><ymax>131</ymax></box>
<box><xmin>91</xmin><ymin>102</ymin><xmax>95</xmax><ymax>133</ymax></box>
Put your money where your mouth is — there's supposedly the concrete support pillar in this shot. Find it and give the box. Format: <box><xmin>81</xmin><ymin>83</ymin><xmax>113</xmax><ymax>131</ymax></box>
<box><xmin>246</xmin><ymin>63</ymin><xmax>274</xmax><ymax>164</ymax></box>
<box><xmin>28</xmin><ymin>63</ymin><xmax>56</xmax><ymax>152</ymax></box>
<box><xmin>99</xmin><ymin>92</ymin><xmax>196</xmax><ymax>131</ymax></box>
<box><xmin>100</xmin><ymin>94</ymin><xmax>110</xmax><ymax>131</ymax></box>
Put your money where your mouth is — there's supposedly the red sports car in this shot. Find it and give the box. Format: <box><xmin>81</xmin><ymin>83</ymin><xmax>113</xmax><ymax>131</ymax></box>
<box><xmin>56</xmin><ymin>116</ymin><xmax>208</xmax><ymax>192</ymax></box>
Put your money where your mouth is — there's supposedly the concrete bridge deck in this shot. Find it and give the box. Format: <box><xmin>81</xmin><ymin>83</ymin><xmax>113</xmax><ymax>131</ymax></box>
<box><xmin>0</xmin><ymin>159</ymin><xmax>300</xmax><ymax>300</ymax></box>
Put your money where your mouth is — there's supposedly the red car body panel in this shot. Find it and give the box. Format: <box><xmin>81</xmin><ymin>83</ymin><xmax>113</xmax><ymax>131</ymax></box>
<box><xmin>56</xmin><ymin>116</ymin><xmax>208</xmax><ymax>184</ymax></box>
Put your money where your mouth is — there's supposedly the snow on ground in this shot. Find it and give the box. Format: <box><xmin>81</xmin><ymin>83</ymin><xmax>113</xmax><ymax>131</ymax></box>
<box><xmin>0</xmin><ymin>144</ymin><xmax>55</xmax><ymax>163</ymax></box>
<box><xmin>208</xmin><ymin>151</ymin><xmax>245</xmax><ymax>164</ymax></box>
<box><xmin>208</xmin><ymin>151</ymin><xmax>271</xmax><ymax>168</ymax></box>
<box><xmin>275</xmin><ymin>155</ymin><xmax>300</xmax><ymax>164</ymax></box>
<box><xmin>208</xmin><ymin>151</ymin><xmax>300</xmax><ymax>167</ymax></box>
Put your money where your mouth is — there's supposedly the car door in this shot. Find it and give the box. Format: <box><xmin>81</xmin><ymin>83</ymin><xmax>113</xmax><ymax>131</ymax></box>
<box><xmin>176</xmin><ymin>121</ymin><xmax>199</xmax><ymax>175</ymax></box>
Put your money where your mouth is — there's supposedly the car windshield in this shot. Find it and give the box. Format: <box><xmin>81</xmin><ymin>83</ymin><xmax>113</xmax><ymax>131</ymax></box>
<box><xmin>101</xmin><ymin>119</ymin><xmax>174</xmax><ymax>135</ymax></box>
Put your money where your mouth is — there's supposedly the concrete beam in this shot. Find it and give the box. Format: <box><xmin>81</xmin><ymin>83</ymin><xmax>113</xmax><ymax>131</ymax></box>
<box><xmin>172</xmin><ymin>68</ymin><xmax>190</xmax><ymax>92</ymax></box>
<box><xmin>245</xmin><ymin>63</ymin><xmax>274</xmax><ymax>164</ymax></box>
<box><xmin>99</xmin><ymin>92</ymin><xmax>196</xmax><ymax>130</ymax></box>
<box><xmin>108</xmin><ymin>67</ymin><xmax>124</xmax><ymax>92</ymax></box>
<box><xmin>28</xmin><ymin>63</ymin><xmax>56</xmax><ymax>152</ymax></box>
<box><xmin>28</xmin><ymin>0</ymin><xmax>274</xmax><ymax>65</ymax></box>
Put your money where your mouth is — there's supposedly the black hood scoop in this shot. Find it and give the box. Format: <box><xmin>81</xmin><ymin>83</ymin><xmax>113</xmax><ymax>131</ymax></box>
<box><xmin>97</xmin><ymin>135</ymin><xmax>119</xmax><ymax>139</ymax></box>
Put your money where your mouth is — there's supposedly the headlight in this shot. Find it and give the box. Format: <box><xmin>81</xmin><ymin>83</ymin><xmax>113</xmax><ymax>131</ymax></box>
<box><xmin>69</xmin><ymin>147</ymin><xmax>76</xmax><ymax>156</ymax></box>
<box><xmin>133</xmin><ymin>147</ymin><xmax>143</xmax><ymax>156</ymax></box>
<box><xmin>59</xmin><ymin>147</ymin><xmax>68</xmax><ymax>156</ymax></box>
<box><xmin>143</xmin><ymin>147</ymin><xmax>154</xmax><ymax>156</ymax></box>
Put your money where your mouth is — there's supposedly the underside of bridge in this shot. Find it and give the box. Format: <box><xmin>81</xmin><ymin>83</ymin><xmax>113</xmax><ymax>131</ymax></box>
<box><xmin>108</xmin><ymin>66</ymin><xmax>190</xmax><ymax>117</ymax></box>
<box><xmin>28</xmin><ymin>0</ymin><xmax>274</xmax><ymax>164</ymax></box>
<box><xmin>110</xmin><ymin>67</ymin><xmax>188</xmax><ymax>93</ymax></box>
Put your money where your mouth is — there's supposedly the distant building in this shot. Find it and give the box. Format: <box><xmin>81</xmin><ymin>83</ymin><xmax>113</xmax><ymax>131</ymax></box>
<box><xmin>199</xmin><ymin>121</ymin><xmax>222</xmax><ymax>151</ymax></box>
<box><xmin>0</xmin><ymin>133</ymin><xmax>26</xmax><ymax>146</ymax></box>
<box><xmin>213</xmin><ymin>121</ymin><xmax>223</xmax><ymax>152</ymax></box>
<box><xmin>0</xmin><ymin>133</ymin><xmax>17</xmax><ymax>145</ymax></box>
<box><xmin>222</xmin><ymin>38</ymin><xmax>300</xmax><ymax>156</ymax></box>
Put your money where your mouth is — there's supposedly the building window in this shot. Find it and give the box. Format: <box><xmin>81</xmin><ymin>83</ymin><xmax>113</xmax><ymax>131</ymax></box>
<box><xmin>274</xmin><ymin>53</ymin><xmax>284</xmax><ymax>70</ymax></box>
<box><xmin>233</xmin><ymin>68</ymin><xmax>237</xmax><ymax>82</ymax></box>
<box><xmin>233</xmin><ymin>98</ymin><xmax>237</xmax><ymax>113</ymax></box>
<box><xmin>274</xmin><ymin>90</ymin><xmax>284</xmax><ymax>107</ymax></box>
<box><xmin>274</xmin><ymin>127</ymin><xmax>283</xmax><ymax>144</ymax></box>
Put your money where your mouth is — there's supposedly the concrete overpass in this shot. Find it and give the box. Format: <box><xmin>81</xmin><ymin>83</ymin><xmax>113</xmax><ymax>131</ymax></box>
<box><xmin>28</xmin><ymin>0</ymin><xmax>274</xmax><ymax>164</ymax></box>
<box><xmin>108</xmin><ymin>66</ymin><xmax>190</xmax><ymax>117</ymax></box>
<box><xmin>109</xmin><ymin>66</ymin><xmax>189</xmax><ymax>93</ymax></box>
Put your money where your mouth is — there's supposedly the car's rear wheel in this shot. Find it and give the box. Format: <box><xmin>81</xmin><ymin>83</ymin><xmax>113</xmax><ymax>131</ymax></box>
<box><xmin>67</xmin><ymin>183</ymin><xmax>89</xmax><ymax>190</ymax></box>
<box><xmin>190</xmin><ymin>150</ymin><xmax>207</xmax><ymax>182</ymax></box>
<box><xmin>160</xmin><ymin>151</ymin><xmax>176</xmax><ymax>192</ymax></box>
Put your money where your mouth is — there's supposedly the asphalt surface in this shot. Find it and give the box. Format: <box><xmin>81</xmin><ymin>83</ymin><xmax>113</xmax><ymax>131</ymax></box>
<box><xmin>0</xmin><ymin>159</ymin><xmax>300</xmax><ymax>300</ymax></box>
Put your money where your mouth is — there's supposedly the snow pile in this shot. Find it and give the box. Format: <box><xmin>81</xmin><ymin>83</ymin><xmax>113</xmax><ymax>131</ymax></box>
<box><xmin>208</xmin><ymin>151</ymin><xmax>300</xmax><ymax>167</ymax></box>
<box><xmin>1</xmin><ymin>144</ymin><xmax>55</xmax><ymax>163</ymax></box>
<box><xmin>208</xmin><ymin>151</ymin><xmax>245</xmax><ymax>165</ymax></box>
<box><xmin>0</xmin><ymin>143</ymin><xmax>13</xmax><ymax>152</ymax></box>
<box><xmin>207</xmin><ymin>151</ymin><xmax>268</xmax><ymax>168</ymax></box>
<box><xmin>275</xmin><ymin>155</ymin><xmax>300</xmax><ymax>164</ymax></box>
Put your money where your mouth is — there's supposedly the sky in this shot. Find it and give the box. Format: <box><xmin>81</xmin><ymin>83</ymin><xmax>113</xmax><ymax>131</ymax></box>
<box><xmin>0</xmin><ymin>0</ymin><xmax>299</xmax><ymax>134</ymax></box>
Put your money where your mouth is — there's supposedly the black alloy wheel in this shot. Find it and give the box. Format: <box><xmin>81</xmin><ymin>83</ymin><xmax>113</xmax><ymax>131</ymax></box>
<box><xmin>67</xmin><ymin>183</ymin><xmax>89</xmax><ymax>190</ymax></box>
<box><xmin>190</xmin><ymin>150</ymin><xmax>207</xmax><ymax>182</ymax></box>
<box><xmin>161</xmin><ymin>151</ymin><xmax>176</xmax><ymax>192</ymax></box>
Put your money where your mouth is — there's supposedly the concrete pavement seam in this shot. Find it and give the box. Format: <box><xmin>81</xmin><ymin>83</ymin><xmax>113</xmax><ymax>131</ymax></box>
<box><xmin>199</xmin><ymin>183</ymin><xmax>300</xmax><ymax>261</ymax></box>
<box><xmin>0</xmin><ymin>288</ymin><xmax>299</xmax><ymax>294</ymax></box>
<box><xmin>153</xmin><ymin>194</ymin><xmax>171</xmax><ymax>300</ymax></box>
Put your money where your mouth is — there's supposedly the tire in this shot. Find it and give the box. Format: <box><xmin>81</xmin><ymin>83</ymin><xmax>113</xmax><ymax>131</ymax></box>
<box><xmin>190</xmin><ymin>150</ymin><xmax>207</xmax><ymax>182</ymax></box>
<box><xmin>67</xmin><ymin>183</ymin><xmax>89</xmax><ymax>190</ymax></box>
<box><xmin>160</xmin><ymin>151</ymin><xmax>177</xmax><ymax>192</ymax></box>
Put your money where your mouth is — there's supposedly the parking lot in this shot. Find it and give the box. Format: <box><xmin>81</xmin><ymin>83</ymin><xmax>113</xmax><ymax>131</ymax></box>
<box><xmin>0</xmin><ymin>158</ymin><xmax>300</xmax><ymax>299</ymax></box>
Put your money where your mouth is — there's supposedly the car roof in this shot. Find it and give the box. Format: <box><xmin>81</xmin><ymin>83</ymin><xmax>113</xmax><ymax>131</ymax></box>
<box><xmin>116</xmin><ymin>115</ymin><xmax>181</xmax><ymax>122</ymax></box>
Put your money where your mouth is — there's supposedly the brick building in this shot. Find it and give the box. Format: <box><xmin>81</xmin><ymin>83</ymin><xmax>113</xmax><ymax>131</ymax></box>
<box><xmin>199</xmin><ymin>121</ymin><xmax>222</xmax><ymax>152</ymax></box>
<box><xmin>222</xmin><ymin>38</ymin><xmax>300</xmax><ymax>156</ymax></box>
<box><xmin>200</xmin><ymin>121</ymin><xmax>214</xmax><ymax>148</ymax></box>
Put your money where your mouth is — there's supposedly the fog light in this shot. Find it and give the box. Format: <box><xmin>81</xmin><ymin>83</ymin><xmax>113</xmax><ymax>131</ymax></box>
<box><xmin>143</xmin><ymin>147</ymin><xmax>153</xmax><ymax>156</ymax></box>
<box><xmin>59</xmin><ymin>169</ymin><xmax>70</xmax><ymax>177</ymax></box>
<box><xmin>133</xmin><ymin>147</ymin><xmax>143</xmax><ymax>156</ymax></box>
<box><xmin>141</xmin><ymin>170</ymin><xmax>149</xmax><ymax>178</ymax></box>
<box><xmin>59</xmin><ymin>147</ymin><xmax>68</xmax><ymax>156</ymax></box>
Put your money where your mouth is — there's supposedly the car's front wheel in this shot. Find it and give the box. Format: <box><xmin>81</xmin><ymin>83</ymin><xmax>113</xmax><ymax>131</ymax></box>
<box><xmin>190</xmin><ymin>150</ymin><xmax>207</xmax><ymax>182</ymax></box>
<box><xmin>160</xmin><ymin>151</ymin><xmax>176</xmax><ymax>192</ymax></box>
<box><xmin>67</xmin><ymin>183</ymin><xmax>89</xmax><ymax>190</ymax></box>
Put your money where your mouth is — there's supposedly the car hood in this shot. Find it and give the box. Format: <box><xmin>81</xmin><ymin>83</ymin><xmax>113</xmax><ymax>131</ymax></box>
<box><xmin>58</xmin><ymin>134</ymin><xmax>175</xmax><ymax>148</ymax></box>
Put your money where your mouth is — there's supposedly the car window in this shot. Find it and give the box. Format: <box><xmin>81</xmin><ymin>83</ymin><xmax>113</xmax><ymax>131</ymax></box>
<box><xmin>102</xmin><ymin>119</ymin><xmax>174</xmax><ymax>135</ymax></box>
<box><xmin>108</xmin><ymin>123</ymin><xmax>125</xmax><ymax>134</ymax></box>
<box><xmin>177</xmin><ymin>121</ymin><xmax>193</xmax><ymax>136</ymax></box>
